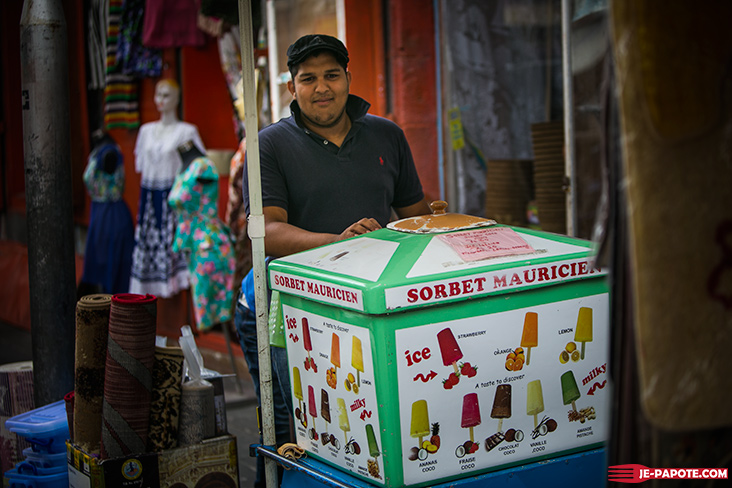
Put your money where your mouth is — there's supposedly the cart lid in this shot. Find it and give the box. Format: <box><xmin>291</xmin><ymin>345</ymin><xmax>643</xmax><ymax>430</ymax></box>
<box><xmin>269</xmin><ymin>225</ymin><xmax>604</xmax><ymax>314</ymax></box>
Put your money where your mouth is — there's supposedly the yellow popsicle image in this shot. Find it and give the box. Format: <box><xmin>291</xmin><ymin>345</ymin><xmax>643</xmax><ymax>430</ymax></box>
<box><xmin>352</xmin><ymin>335</ymin><xmax>364</xmax><ymax>386</ymax></box>
<box><xmin>293</xmin><ymin>366</ymin><xmax>303</xmax><ymax>409</ymax></box>
<box><xmin>574</xmin><ymin>307</ymin><xmax>593</xmax><ymax>359</ymax></box>
<box><xmin>337</xmin><ymin>397</ymin><xmax>350</xmax><ymax>443</ymax></box>
<box><xmin>526</xmin><ymin>379</ymin><xmax>544</xmax><ymax>429</ymax></box>
<box><xmin>410</xmin><ymin>399</ymin><xmax>430</xmax><ymax>446</ymax></box>
<box><xmin>520</xmin><ymin>312</ymin><xmax>538</xmax><ymax>365</ymax></box>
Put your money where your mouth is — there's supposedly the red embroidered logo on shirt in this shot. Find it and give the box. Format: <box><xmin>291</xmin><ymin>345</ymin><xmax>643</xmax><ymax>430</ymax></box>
<box><xmin>379</xmin><ymin>156</ymin><xmax>384</xmax><ymax>165</ymax></box>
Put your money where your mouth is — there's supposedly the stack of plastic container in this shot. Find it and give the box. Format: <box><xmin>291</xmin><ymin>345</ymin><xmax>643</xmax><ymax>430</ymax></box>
<box><xmin>3</xmin><ymin>400</ymin><xmax>69</xmax><ymax>488</ymax></box>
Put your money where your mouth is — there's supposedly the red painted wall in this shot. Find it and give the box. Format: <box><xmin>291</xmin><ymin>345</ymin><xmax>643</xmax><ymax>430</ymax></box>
<box><xmin>388</xmin><ymin>0</ymin><xmax>439</xmax><ymax>203</ymax></box>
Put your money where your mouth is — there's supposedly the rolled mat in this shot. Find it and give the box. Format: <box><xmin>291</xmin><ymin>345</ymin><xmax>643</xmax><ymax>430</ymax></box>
<box><xmin>0</xmin><ymin>361</ymin><xmax>34</xmax><ymax>472</ymax></box>
<box><xmin>100</xmin><ymin>293</ymin><xmax>157</xmax><ymax>459</ymax></box>
<box><xmin>73</xmin><ymin>293</ymin><xmax>112</xmax><ymax>454</ymax></box>
<box><xmin>146</xmin><ymin>345</ymin><xmax>185</xmax><ymax>452</ymax></box>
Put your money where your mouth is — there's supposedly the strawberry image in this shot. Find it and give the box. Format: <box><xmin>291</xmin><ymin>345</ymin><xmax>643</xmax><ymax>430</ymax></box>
<box><xmin>460</xmin><ymin>362</ymin><xmax>478</xmax><ymax>378</ymax></box>
<box><xmin>442</xmin><ymin>372</ymin><xmax>460</xmax><ymax>389</ymax></box>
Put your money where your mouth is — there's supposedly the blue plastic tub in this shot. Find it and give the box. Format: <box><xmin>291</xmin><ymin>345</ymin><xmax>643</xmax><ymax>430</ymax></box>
<box><xmin>21</xmin><ymin>448</ymin><xmax>67</xmax><ymax>469</ymax></box>
<box><xmin>3</xmin><ymin>467</ymin><xmax>68</xmax><ymax>488</ymax></box>
<box><xmin>5</xmin><ymin>400</ymin><xmax>69</xmax><ymax>454</ymax></box>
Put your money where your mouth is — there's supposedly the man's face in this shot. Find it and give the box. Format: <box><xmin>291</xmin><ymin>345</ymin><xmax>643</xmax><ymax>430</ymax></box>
<box><xmin>288</xmin><ymin>52</ymin><xmax>351</xmax><ymax>130</ymax></box>
<box><xmin>154</xmin><ymin>82</ymin><xmax>179</xmax><ymax>114</ymax></box>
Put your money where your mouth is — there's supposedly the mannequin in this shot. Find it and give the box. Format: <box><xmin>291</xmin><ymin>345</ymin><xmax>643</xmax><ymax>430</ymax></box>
<box><xmin>129</xmin><ymin>79</ymin><xmax>205</xmax><ymax>298</ymax></box>
<box><xmin>80</xmin><ymin>129</ymin><xmax>135</xmax><ymax>295</ymax></box>
<box><xmin>168</xmin><ymin>146</ymin><xmax>235</xmax><ymax>331</ymax></box>
<box><xmin>177</xmin><ymin>139</ymin><xmax>206</xmax><ymax>171</ymax></box>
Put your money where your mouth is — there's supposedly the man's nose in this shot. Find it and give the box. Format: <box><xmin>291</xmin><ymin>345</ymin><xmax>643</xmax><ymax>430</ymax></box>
<box><xmin>314</xmin><ymin>78</ymin><xmax>328</xmax><ymax>92</ymax></box>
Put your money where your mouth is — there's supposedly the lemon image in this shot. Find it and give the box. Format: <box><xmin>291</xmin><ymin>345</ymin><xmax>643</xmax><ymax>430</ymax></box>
<box><xmin>566</xmin><ymin>342</ymin><xmax>577</xmax><ymax>353</ymax></box>
<box><xmin>571</xmin><ymin>350</ymin><xmax>581</xmax><ymax>362</ymax></box>
<box><xmin>559</xmin><ymin>350</ymin><xmax>570</xmax><ymax>364</ymax></box>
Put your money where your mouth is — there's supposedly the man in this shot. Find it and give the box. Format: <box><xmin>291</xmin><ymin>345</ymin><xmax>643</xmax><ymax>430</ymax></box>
<box><xmin>235</xmin><ymin>33</ymin><xmax>430</xmax><ymax>487</ymax></box>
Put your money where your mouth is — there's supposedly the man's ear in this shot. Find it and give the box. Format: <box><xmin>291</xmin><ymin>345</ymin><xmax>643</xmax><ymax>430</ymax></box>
<box><xmin>287</xmin><ymin>80</ymin><xmax>295</xmax><ymax>97</ymax></box>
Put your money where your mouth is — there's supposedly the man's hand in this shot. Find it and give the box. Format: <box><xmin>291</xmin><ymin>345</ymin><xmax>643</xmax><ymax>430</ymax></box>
<box><xmin>337</xmin><ymin>218</ymin><xmax>382</xmax><ymax>241</ymax></box>
<box><xmin>261</xmin><ymin>207</ymin><xmax>382</xmax><ymax>257</ymax></box>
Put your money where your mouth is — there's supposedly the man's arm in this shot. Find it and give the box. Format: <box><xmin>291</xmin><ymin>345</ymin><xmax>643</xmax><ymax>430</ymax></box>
<box><xmin>394</xmin><ymin>198</ymin><xmax>431</xmax><ymax>219</ymax></box>
<box><xmin>262</xmin><ymin>206</ymin><xmax>382</xmax><ymax>258</ymax></box>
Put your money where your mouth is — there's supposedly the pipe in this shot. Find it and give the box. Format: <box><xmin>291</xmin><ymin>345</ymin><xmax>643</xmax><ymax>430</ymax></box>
<box><xmin>238</xmin><ymin>1</ymin><xmax>277</xmax><ymax>487</ymax></box>
<box><xmin>19</xmin><ymin>0</ymin><xmax>76</xmax><ymax>406</ymax></box>
<box><xmin>266</xmin><ymin>0</ymin><xmax>280</xmax><ymax>122</ymax></box>
<box><xmin>561</xmin><ymin>0</ymin><xmax>577</xmax><ymax>236</ymax></box>
<box><xmin>433</xmin><ymin>0</ymin><xmax>445</xmax><ymax>201</ymax></box>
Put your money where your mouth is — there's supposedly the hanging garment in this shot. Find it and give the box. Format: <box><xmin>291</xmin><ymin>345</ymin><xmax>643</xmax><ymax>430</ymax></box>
<box><xmin>142</xmin><ymin>0</ymin><xmax>205</xmax><ymax>48</ymax></box>
<box><xmin>168</xmin><ymin>157</ymin><xmax>235</xmax><ymax>330</ymax></box>
<box><xmin>81</xmin><ymin>140</ymin><xmax>135</xmax><ymax>294</ymax></box>
<box><xmin>104</xmin><ymin>0</ymin><xmax>140</xmax><ymax>129</ymax></box>
<box><xmin>129</xmin><ymin>121</ymin><xmax>204</xmax><ymax>298</ymax></box>
<box><xmin>117</xmin><ymin>0</ymin><xmax>162</xmax><ymax>78</ymax></box>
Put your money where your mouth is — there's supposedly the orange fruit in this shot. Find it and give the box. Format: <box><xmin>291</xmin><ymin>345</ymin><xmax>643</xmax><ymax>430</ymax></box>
<box><xmin>513</xmin><ymin>358</ymin><xmax>524</xmax><ymax>371</ymax></box>
<box><xmin>505</xmin><ymin>358</ymin><xmax>515</xmax><ymax>371</ymax></box>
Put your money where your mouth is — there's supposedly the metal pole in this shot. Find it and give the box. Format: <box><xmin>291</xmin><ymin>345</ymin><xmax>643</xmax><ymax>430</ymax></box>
<box><xmin>266</xmin><ymin>0</ymin><xmax>281</xmax><ymax>123</ymax></box>
<box><xmin>561</xmin><ymin>0</ymin><xmax>577</xmax><ymax>236</ymax></box>
<box><xmin>433</xmin><ymin>0</ymin><xmax>445</xmax><ymax>201</ymax></box>
<box><xmin>19</xmin><ymin>0</ymin><xmax>76</xmax><ymax>407</ymax></box>
<box><xmin>238</xmin><ymin>2</ymin><xmax>277</xmax><ymax>487</ymax></box>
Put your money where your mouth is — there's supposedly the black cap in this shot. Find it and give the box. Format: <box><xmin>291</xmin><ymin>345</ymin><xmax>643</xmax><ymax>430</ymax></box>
<box><xmin>286</xmin><ymin>34</ymin><xmax>349</xmax><ymax>69</ymax></box>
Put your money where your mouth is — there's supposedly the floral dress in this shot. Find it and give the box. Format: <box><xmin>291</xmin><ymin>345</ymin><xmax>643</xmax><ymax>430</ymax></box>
<box><xmin>168</xmin><ymin>157</ymin><xmax>235</xmax><ymax>330</ymax></box>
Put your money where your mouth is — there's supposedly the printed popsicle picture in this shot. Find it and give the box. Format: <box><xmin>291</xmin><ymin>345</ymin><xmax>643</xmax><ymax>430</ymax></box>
<box><xmin>331</xmin><ymin>333</ymin><xmax>341</xmax><ymax>368</ymax></box>
<box><xmin>293</xmin><ymin>367</ymin><xmax>307</xmax><ymax>427</ymax></box>
<box><xmin>574</xmin><ymin>307</ymin><xmax>593</xmax><ymax>359</ymax></box>
<box><xmin>408</xmin><ymin>399</ymin><xmax>434</xmax><ymax>461</ymax></box>
<box><xmin>365</xmin><ymin>423</ymin><xmax>382</xmax><ymax>479</ymax></box>
<box><xmin>438</xmin><ymin>327</ymin><xmax>477</xmax><ymax>389</ymax></box>
<box><xmin>563</xmin><ymin>370</ymin><xmax>597</xmax><ymax>424</ymax></box>
<box><xmin>319</xmin><ymin>388</ymin><xmax>339</xmax><ymax>447</ymax></box>
<box><xmin>560</xmin><ymin>371</ymin><xmax>580</xmax><ymax>412</ymax></box>
<box><xmin>337</xmin><ymin>397</ymin><xmax>350</xmax><ymax>444</ymax></box>
<box><xmin>366</xmin><ymin>423</ymin><xmax>380</xmax><ymax>458</ymax></box>
<box><xmin>526</xmin><ymin>379</ymin><xmax>544</xmax><ymax>429</ymax></box>
<box><xmin>302</xmin><ymin>318</ymin><xmax>317</xmax><ymax>372</ymax></box>
<box><xmin>526</xmin><ymin>379</ymin><xmax>558</xmax><ymax>439</ymax></box>
<box><xmin>308</xmin><ymin>385</ymin><xmax>319</xmax><ymax>440</ymax></box>
<box><xmin>456</xmin><ymin>393</ymin><xmax>481</xmax><ymax>457</ymax></box>
<box><xmin>326</xmin><ymin>333</ymin><xmax>340</xmax><ymax>389</ymax></box>
<box><xmin>351</xmin><ymin>335</ymin><xmax>364</xmax><ymax>388</ymax></box>
<box><xmin>437</xmin><ymin>328</ymin><xmax>463</xmax><ymax>374</ymax></box>
<box><xmin>491</xmin><ymin>384</ymin><xmax>511</xmax><ymax>433</ymax></box>
<box><xmin>520</xmin><ymin>312</ymin><xmax>538</xmax><ymax>365</ymax></box>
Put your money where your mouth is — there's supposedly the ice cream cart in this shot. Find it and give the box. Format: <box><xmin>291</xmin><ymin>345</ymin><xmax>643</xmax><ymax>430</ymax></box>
<box><xmin>268</xmin><ymin>213</ymin><xmax>610</xmax><ymax>488</ymax></box>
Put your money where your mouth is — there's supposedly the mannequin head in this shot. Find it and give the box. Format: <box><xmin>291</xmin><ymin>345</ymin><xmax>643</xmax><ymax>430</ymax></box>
<box><xmin>154</xmin><ymin>79</ymin><xmax>180</xmax><ymax>116</ymax></box>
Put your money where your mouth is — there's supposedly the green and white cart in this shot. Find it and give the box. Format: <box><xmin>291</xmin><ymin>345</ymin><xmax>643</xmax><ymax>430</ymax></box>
<box><xmin>269</xmin><ymin>220</ymin><xmax>610</xmax><ymax>488</ymax></box>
